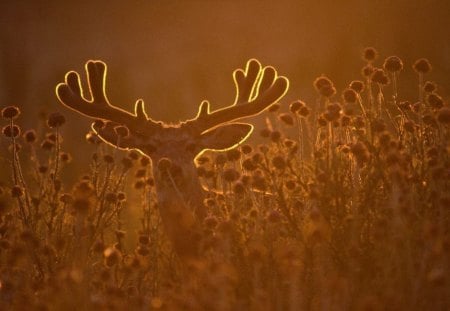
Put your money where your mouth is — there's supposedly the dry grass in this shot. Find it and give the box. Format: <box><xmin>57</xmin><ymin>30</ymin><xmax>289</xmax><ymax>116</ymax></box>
<box><xmin>1</xmin><ymin>49</ymin><xmax>449</xmax><ymax>310</ymax></box>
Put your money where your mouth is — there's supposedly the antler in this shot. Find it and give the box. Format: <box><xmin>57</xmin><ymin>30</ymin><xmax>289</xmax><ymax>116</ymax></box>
<box><xmin>185</xmin><ymin>59</ymin><xmax>289</xmax><ymax>134</ymax></box>
<box><xmin>56</xmin><ymin>60</ymin><xmax>161</xmax><ymax>134</ymax></box>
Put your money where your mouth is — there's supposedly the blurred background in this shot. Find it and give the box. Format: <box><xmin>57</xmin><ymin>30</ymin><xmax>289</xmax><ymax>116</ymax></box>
<box><xmin>1</xmin><ymin>0</ymin><xmax>449</xmax><ymax>177</ymax></box>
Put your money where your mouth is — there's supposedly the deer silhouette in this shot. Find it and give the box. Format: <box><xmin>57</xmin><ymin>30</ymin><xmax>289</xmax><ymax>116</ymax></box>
<box><xmin>56</xmin><ymin>59</ymin><xmax>289</xmax><ymax>262</ymax></box>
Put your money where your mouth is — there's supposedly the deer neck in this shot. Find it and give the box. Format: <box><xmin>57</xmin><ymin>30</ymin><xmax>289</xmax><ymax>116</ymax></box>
<box><xmin>151</xmin><ymin>160</ymin><xmax>206</xmax><ymax>261</ymax></box>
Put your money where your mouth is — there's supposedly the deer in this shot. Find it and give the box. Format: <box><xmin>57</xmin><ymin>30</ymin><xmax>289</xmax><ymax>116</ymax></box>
<box><xmin>55</xmin><ymin>59</ymin><xmax>289</xmax><ymax>263</ymax></box>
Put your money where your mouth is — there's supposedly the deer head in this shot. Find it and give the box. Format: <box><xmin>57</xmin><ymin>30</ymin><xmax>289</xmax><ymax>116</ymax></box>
<box><xmin>56</xmin><ymin>59</ymin><xmax>289</xmax><ymax>260</ymax></box>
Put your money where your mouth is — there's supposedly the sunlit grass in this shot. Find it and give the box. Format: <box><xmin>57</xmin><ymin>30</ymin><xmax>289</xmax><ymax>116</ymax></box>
<box><xmin>0</xmin><ymin>49</ymin><xmax>449</xmax><ymax>310</ymax></box>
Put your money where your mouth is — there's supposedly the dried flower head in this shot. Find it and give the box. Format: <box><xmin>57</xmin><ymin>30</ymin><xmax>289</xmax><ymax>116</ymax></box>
<box><xmin>223</xmin><ymin>168</ymin><xmax>240</xmax><ymax>183</ymax></box>
<box><xmin>11</xmin><ymin>185</ymin><xmax>24</xmax><ymax>197</ymax></box>
<box><xmin>23</xmin><ymin>129</ymin><xmax>37</xmax><ymax>143</ymax></box>
<box><xmin>214</xmin><ymin>154</ymin><xmax>226</xmax><ymax>166</ymax></box>
<box><xmin>241</xmin><ymin>144</ymin><xmax>253</xmax><ymax>154</ymax></box>
<box><xmin>289</xmin><ymin>100</ymin><xmax>304</xmax><ymax>113</ymax></box>
<box><xmin>298</xmin><ymin>105</ymin><xmax>310</xmax><ymax>117</ymax></box>
<box><xmin>2</xmin><ymin>125</ymin><xmax>21</xmax><ymax>138</ymax></box>
<box><xmin>423</xmin><ymin>81</ymin><xmax>437</xmax><ymax>93</ymax></box>
<box><xmin>140</xmin><ymin>156</ymin><xmax>151</xmax><ymax>167</ymax></box>
<box><xmin>342</xmin><ymin>88</ymin><xmax>357</xmax><ymax>103</ymax></box>
<box><xmin>361</xmin><ymin>65</ymin><xmax>374</xmax><ymax>78</ymax></box>
<box><xmin>371</xmin><ymin>69</ymin><xmax>390</xmax><ymax>85</ymax></box>
<box><xmin>413</xmin><ymin>58</ymin><xmax>432</xmax><ymax>74</ymax></box>
<box><xmin>268</xmin><ymin>103</ymin><xmax>280</xmax><ymax>112</ymax></box>
<box><xmin>314</xmin><ymin>75</ymin><xmax>332</xmax><ymax>91</ymax></box>
<box><xmin>60</xmin><ymin>152</ymin><xmax>72</xmax><ymax>163</ymax></box>
<box><xmin>270</xmin><ymin>130</ymin><xmax>281</xmax><ymax>143</ymax></box>
<box><xmin>104</xmin><ymin>247</ymin><xmax>122</xmax><ymax>267</ymax></box>
<box><xmin>279</xmin><ymin>113</ymin><xmax>294</xmax><ymax>126</ymax></box>
<box><xmin>272</xmin><ymin>155</ymin><xmax>286</xmax><ymax>170</ymax></box>
<box><xmin>383</xmin><ymin>56</ymin><xmax>403</xmax><ymax>73</ymax></box>
<box><xmin>226</xmin><ymin>149</ymin><xmax>241</xmax><ymax>162</ymax></box>
<box><xmin>47</xmin><ymin>112</ymin><xmax>66</xmax><ymax>128</ymax></box>
<box><xmin>363</xmin><ymin>47</ymin><xmax>378</xmax><ymax>62</ymax></box>
<box><xmin>426</xmin><ymin>93</ymin><xmax>444</xmax><ymax>110</ymax></box>
<box><xmin>242</xmin><ymin>158</ymin><xmax>256</xmax><ymax>171</ymax></box>
<box><xmin>86</xmin><ymin>131</ymin><xmax>101</xmax><ymax>144</ymax></box>
<box><xmin>349</xmin><ymin>80</ymin><xmax>365</xmax><ymax>93</ymax></box>
<box><xmin>1</xmin><ymin>106</ymin><xmax>20</xmax><ymax>119</ymax></box>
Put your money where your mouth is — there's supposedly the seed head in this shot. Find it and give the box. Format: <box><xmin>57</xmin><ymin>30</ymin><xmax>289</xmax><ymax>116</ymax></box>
<box><xmin>426</xmin><ymin>93</ymin><xmax>444</xmax><ymax>109</ymax></box>
<box><xmin>139</xmin><ymin>235</ymin><xmax>150</xmax><ymax>245</ymax></box>
<box><xmin>298</xmin><ymin>105</ymin><xmax>310</xmax><ymax>117</ymax></box>
<box><xmin>11</xmin><ymin>185</ymin><xmax>24</xmax><ymax>197</ymax></box>
<box><xmin>47</xmin><ymin>112</ymin><xmax>66</xmax><ymax>128</ymax></box>
<box><xmin>241</xmin><ymin>144</ymin><xmax>253</xmax><ymax>154</ymax></box>
<box><xmin>252</xmin><ymin>152</ymin><xmax>263</xmax><ymax>163</ymax></box>
<box><xmin>1</xmin><ymin>106</ymin><xmax>20</xmax><ymax>119</ymax></box>
<box><xmin>398</xmin><ymin>101</ymin><xmax>411</xmax><ymax>112</ymax></box>
<box><xmin>140</xmin><ymin>156</ymin><xmax>151</xmax><ymax>167</ymax></box>
<box><xmin>268</xmin><ymin>103</ymin><xmax>280</xmax><ymax>112</ymax></box>
<box><xmin>60</xmin><ymin>193</ymin><xmax>74</xmax><ymax>204</ymax></box>
<box><xmin>223</xmin><ymin>168</ymin><xmax>240</xmax><ymax>183</ymax></box>
<box><xmin>204</xmin><ymin>216</ymin><xmax>218</xmax><ymax>229</ymax></box>
<box><xmin>104</xmin><ymin>247</ymin><xmax>122</xmax><ymax>267</ymax></box>
<box><xmin>413</xmin><ymin>58</ymin><xmax>432</xmax><ymax>74</ymax></box>
<box><xmin>233</xmin><ymin>181</ymin><xmax>246</xmax><ymax>195</ymax></box>
<box><xmin>272</xmin><ymin>155</ymin><xmax>286</xmax><ymax>170</ymax></box>
<box><xmin>313</xmin><ymin>75</ymin><xmax>333</xmax><ymax>92</ymax></box>
<box><xmin>86</xmin><ymin>131</ymin><xmax>101</xmax><ymax>144</ymax></box>
<box><xmin>383</xmin><ymin>56</ymin><xmax>403</xmax><ymax>73</ymax></box>
<box><xmin>2</xmin><ymin>125</ymin><xmax>21</xmax><ymax>138</ymax></box>
<box><xmin>350</xmin><ymin>141</ymin><xmax>370</xmax><ymax>165</ymax></box>
<box><xmin>371</xmin><ymin>69</ymin><xmax>390</xmax><ymax>85</ymax></box>
<box><xmin>349</xmin><ymin>80</ymin><xmax>365</xmax><ymax>93</ymax></box>
<box><xmin>403</xmin><ymin>120</ymin><xmax>416</xmax><ymax>133</ymax></box>
<box><xmin>23</xmin><ymin>129</ymin><xmax>37</xmax><ymax>143</ymax></box>
<box><xmin>361</xmin><ymin>65</ymin><xmax>374</xmax><ymax>78</ymax></box>
<box><xmin>317</xmin><ymin>115</ymin><xmax>328</xmax><ymax>127</ymax></box>
<box><xmin>289</xmin><ymin>100</ymin><xmax>304</xmax><ymax>113</ymax></box>
<box><xmin>279</xmin><ymin>113</ymin><xmax>294</xmax><ymax>126</ymax></box>
<box><xmin>270</xmin><ymin>130</ymin><xmax>281</xmax><ymax>143</ymax></box>
<box><xmin>214</xmin><ymin>154</ymin><xmax>226</xmax><ymax>166</ymax></box>
<box><xmin>60</xmin><ymin>152</ymin><xmax>72</xmax><ymax>163</ymax></box>
<box><xmin>226</xmin><ymin>148</ymin><xmax>241</xmax><ymax>162</ymax></box>
<box><xmin>242</xmin><ymin>158</ymin><xmax>256</xmax><ymax>171</ymax></box>
<box><xmin>117</xmin><ymin>192</ymin><xmax>126</xmax><ymax>201</ymax></box>
<box><xmin>342</xmin><ymin>88</ymin><xmax>357</xmax><ymax>103</ymax></box>
<box><xmin>423</xmin><ymin>81</ymin><xmax>437</xmax><ymax>93</ymax></box>
<box><xmin>363</xmin><ymin>47</ymin><xmax>378</xmax><ymax>62</ymax></box>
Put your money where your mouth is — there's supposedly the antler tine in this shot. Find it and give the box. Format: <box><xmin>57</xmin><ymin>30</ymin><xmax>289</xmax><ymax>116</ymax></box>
<box><xmin>56</xmin><ymin>60</ymin><xmax>159</xmax><ymax>133</ymax></box>
<box><xmin>187</xmin><ymin>59</ymin><xmax>289</xmax><ymax>133</ymax></box>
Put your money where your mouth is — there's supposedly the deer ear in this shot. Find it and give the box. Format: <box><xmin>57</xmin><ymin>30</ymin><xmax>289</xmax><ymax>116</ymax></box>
<box><xmin>200</xmin><ymin>123</ymin><xmax>253</xmax><ymax>151</ymax></box>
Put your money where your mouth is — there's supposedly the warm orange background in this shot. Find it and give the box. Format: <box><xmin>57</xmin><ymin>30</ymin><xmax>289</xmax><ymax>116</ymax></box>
<box><xmin>1</xmin><ymin>0</ymin><xmax>449</xmax><ymax>171</ymax></box>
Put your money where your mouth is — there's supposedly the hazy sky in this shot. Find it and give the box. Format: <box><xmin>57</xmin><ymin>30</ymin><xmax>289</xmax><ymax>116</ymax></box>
<box><xmin>1</xmin><ymin>0</ymin><xmax>449</xmax><ymax>124</ymax></box>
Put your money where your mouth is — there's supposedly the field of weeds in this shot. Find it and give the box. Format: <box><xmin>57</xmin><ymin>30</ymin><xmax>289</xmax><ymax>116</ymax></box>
<box><xmin>0</xmin><ymin>48</ymin><xmax>449</xmax><ymax>310</ymax></box>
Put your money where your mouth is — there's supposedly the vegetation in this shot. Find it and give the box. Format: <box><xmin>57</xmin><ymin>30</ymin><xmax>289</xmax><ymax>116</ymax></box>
<box><xmin>0</xmin><ymin>49</ymin><xmax>449</xmax><ymax>310</ymax></box>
